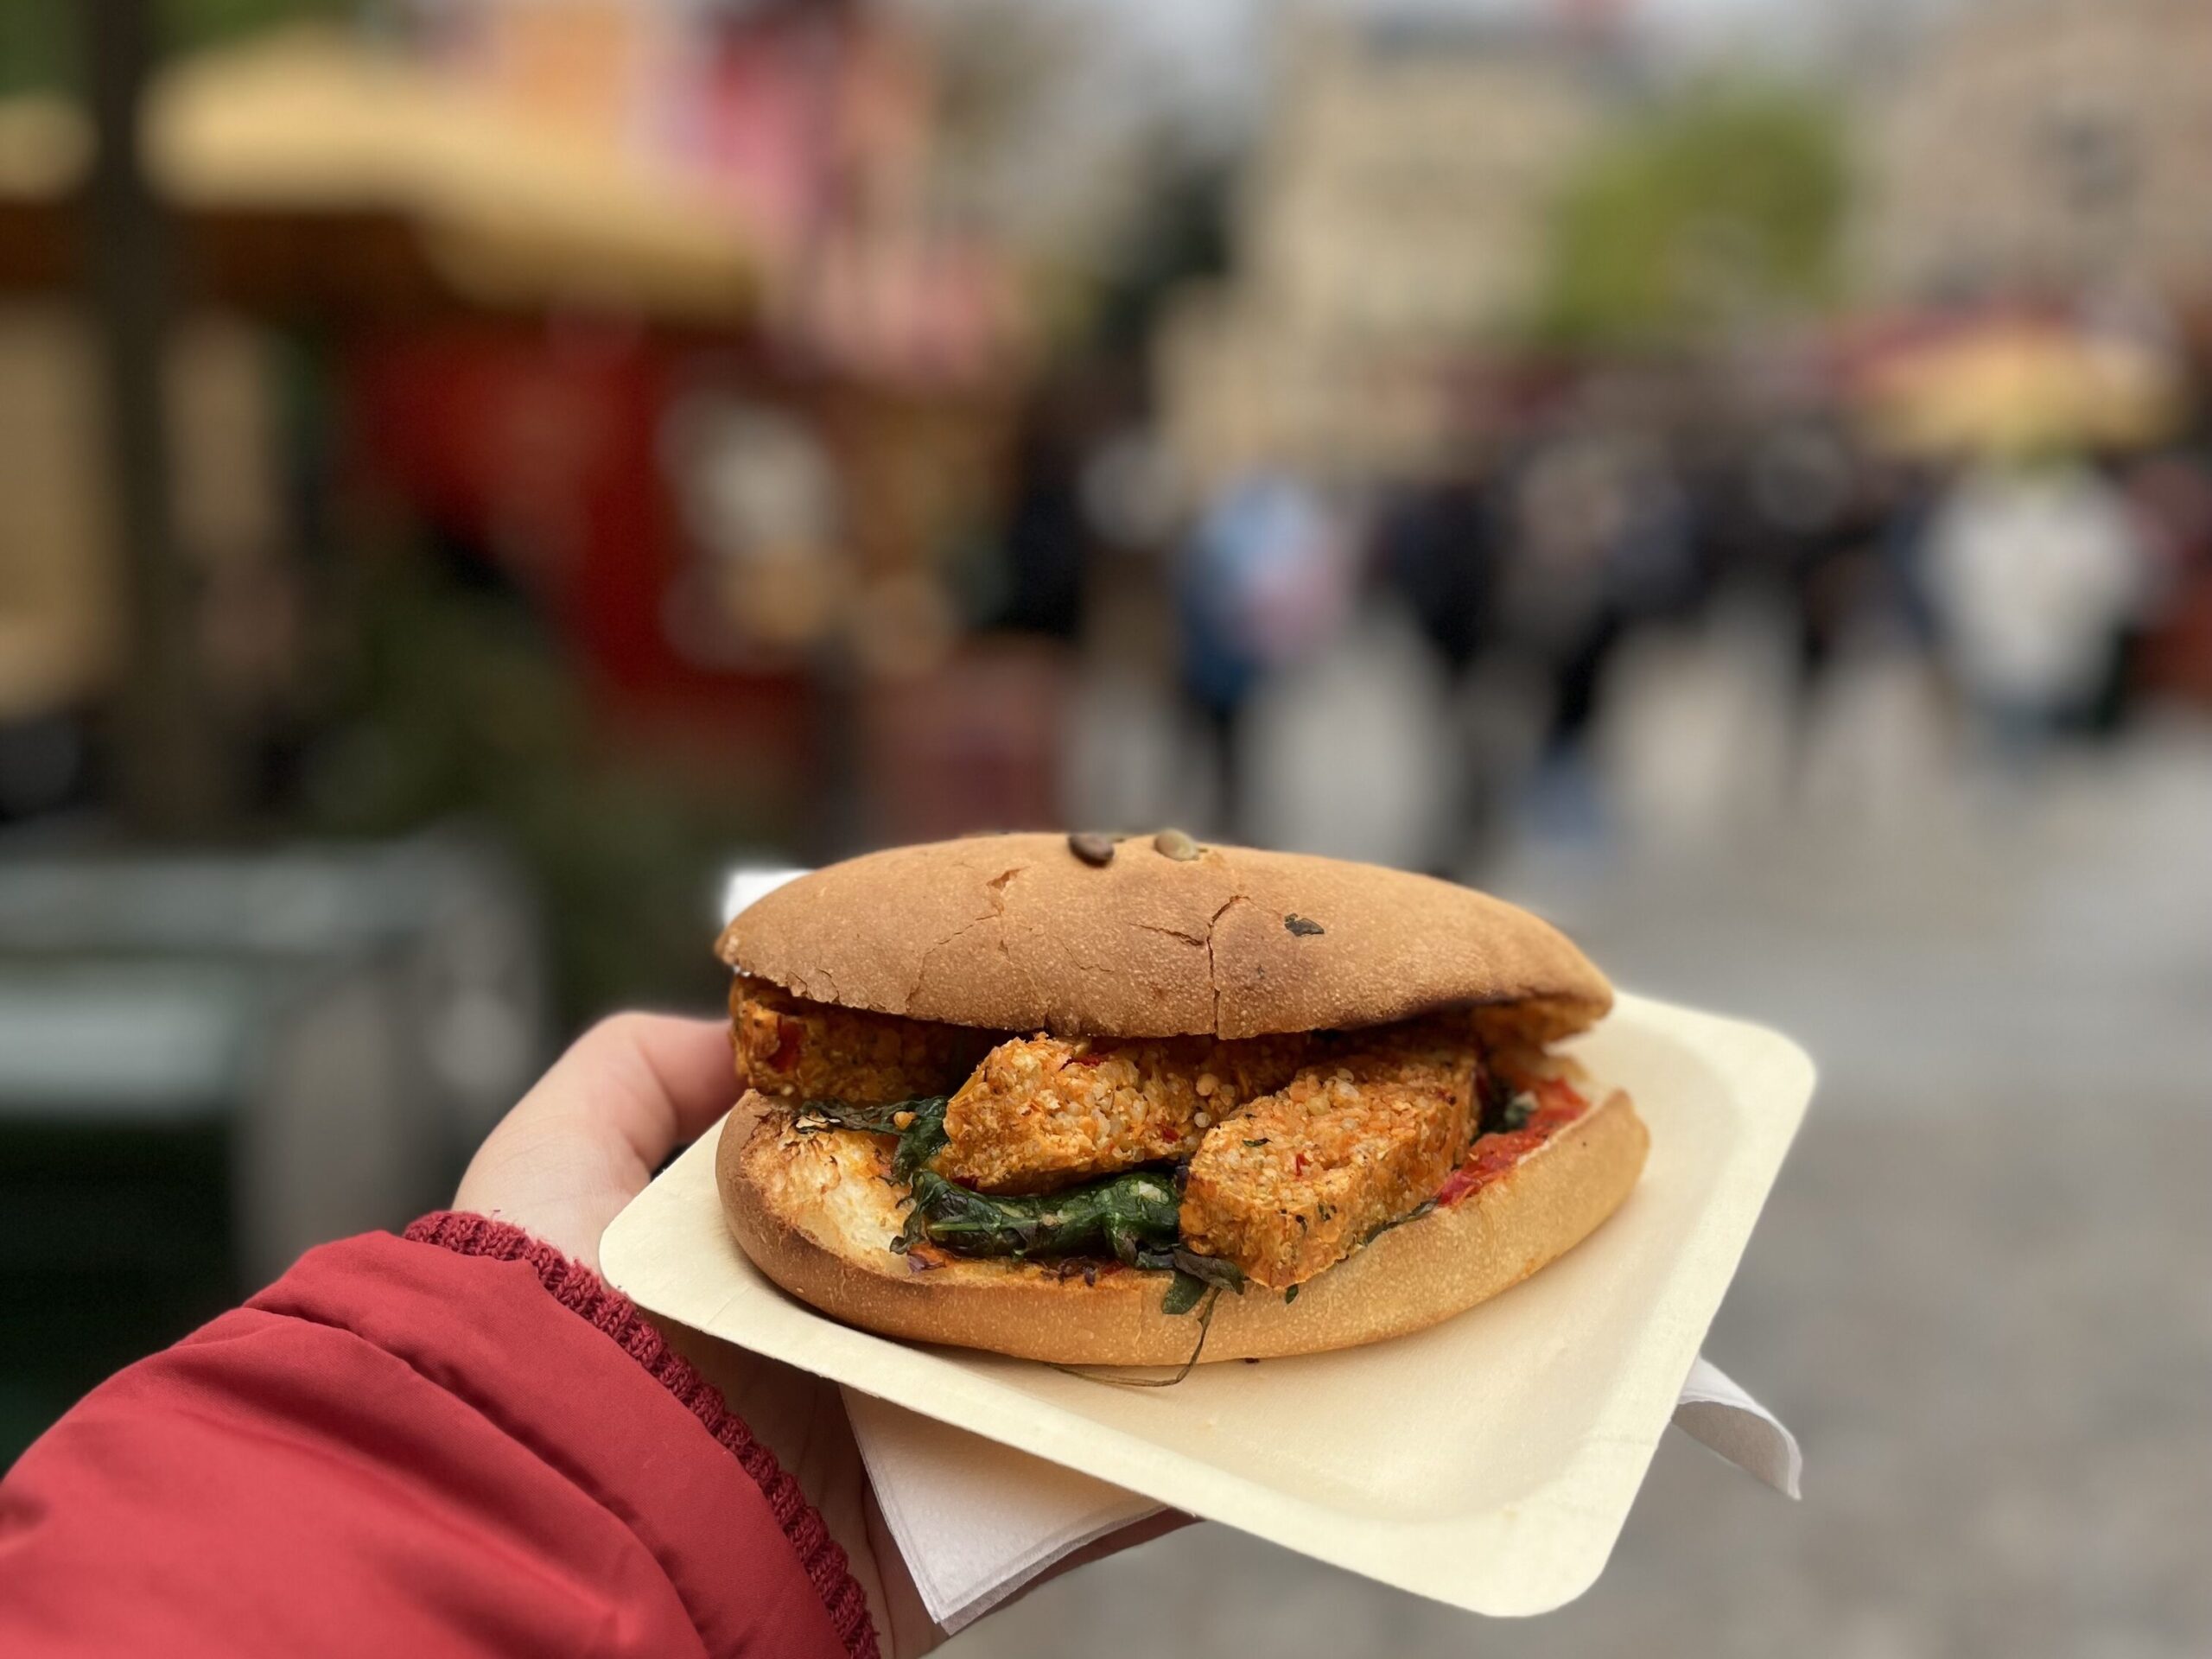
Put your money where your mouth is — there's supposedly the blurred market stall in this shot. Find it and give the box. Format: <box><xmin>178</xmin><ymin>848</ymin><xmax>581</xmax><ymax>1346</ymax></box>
<box><xmin>0</xmin><ymin>3</ymin><xmax>1042</xmax><ymax>868</ymax></box>
<box><xmin>1854</xmin><ymin>315</ymin><xmax>2185</xmax><ymax>461</ymax></box>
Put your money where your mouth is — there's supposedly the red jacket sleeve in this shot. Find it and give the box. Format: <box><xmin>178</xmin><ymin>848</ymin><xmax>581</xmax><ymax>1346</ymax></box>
<box><xmin>0</xmin><ymin>1213</ymin><xmax>876</xmax><ymax>1659</ymax></box>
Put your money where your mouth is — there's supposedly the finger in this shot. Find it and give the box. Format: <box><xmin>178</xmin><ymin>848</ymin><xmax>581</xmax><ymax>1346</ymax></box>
<box><xmin>527</xmin><ymin>1012</ymin><xmax>737</xmax><ymax>1176</ymax></box>
<box><xmin>608</xmin><ymin>1012</ymin><xmax>742</xmax><ymax>1149</ymax></box>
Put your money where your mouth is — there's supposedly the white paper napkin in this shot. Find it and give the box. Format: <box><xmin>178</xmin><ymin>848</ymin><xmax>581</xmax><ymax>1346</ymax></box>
<box><xmin>1673</xmin><ymin>1354</ymin><xmax>1802</xmax><ymax>1500</ymax></box>
<box><xmin>845</xmin><ymin>1354</ymin><xmax>1798</xmax><ymax>1633</ymax></box>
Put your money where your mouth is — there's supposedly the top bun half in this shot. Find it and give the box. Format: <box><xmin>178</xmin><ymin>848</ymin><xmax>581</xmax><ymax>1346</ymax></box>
<box><xmin>716</xmin><ymin>834</ymin><xmax>1611</xmax><ymax>1042</ymax></box>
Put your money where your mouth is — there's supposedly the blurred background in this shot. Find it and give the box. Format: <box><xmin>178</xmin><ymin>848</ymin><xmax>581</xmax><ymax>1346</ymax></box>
<box><xmin>2</xmin><ymin>0</ymin><xmax>2208</xmax><ymax>1651</ymax></box>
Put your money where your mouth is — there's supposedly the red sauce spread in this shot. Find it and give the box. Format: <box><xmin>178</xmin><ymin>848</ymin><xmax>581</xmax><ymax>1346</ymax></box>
<box><xmin>1435</xmin><ymin>1077</ymin><xmax>1590</xmax><ymax>1208</ymax></box>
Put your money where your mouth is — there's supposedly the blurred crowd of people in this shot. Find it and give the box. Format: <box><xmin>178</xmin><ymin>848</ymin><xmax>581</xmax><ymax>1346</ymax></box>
<box><xmin>1007</xmin><ymin>377</ymin><xmax>2212</xmax><ymax>870</ymax></box>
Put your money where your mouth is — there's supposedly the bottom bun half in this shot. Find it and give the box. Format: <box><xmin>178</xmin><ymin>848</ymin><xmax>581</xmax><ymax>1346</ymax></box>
<box><xmin>716</xmin><ymin>1087</ymin><xmax>1649</xmax><ymax>1366</ymax></box>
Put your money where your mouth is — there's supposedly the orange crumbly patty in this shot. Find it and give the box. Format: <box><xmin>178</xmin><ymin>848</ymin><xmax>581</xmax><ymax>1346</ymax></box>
<box><xmin>728</xmin><ymin>973</ymin><xmax>1497</xmax><ymax>1289</ymax></box>
<box><xmin>1178</xmin><ymin>1024</ymin><xmax>1479</xmax><ymax>1289</ymax></box>
<box><xmin>938</xmin><ymin>1033</ymin><xmax>1307</xmax><ymax>1195</ymax></box>
<box><xmin>730</xmin><ymin>977</ymin><xmax>993</xmax><ymax>1105</ymax></box>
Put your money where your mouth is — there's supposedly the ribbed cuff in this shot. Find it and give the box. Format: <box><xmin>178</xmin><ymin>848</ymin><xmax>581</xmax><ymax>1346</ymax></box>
<box><xmin>404</xmin><ymin>1211</ymin><xmax>878</xmax><ymax>1659</ymax></box>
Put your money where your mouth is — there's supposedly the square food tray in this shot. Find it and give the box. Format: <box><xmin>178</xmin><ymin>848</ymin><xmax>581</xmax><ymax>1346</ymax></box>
<box><xmin>603</xmin><ymin>991</ymin><xmax>1814</xmax><ymax>1615</ymax></box>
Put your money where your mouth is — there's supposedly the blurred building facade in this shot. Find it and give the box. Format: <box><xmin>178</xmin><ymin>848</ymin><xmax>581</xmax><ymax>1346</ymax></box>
<box><xmin>1159</xmin><ymin>12</ymin><xmax>1614</xmax><ymax>491</ymax></box>
<box><xmin>416</xmin><ymin>0</ymin><xmax>1025</xmax><ymax>378</ymax></box>
<box><xmin>1859</xmin><ymin>0</ymin><xmax>2212</xmax><ymax>308</ymax></box>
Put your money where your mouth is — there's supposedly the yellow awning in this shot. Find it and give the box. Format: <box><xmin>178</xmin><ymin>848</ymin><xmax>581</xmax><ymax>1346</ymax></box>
<box><xmin>0</xmin><ymin>29</ymin><xmax>757</xmax><ymax>324</ymax></box>
<box><xmin>1859</xmin><ymin>321</ymin><xmax>2182</xmax><ymax>460</ymax></box>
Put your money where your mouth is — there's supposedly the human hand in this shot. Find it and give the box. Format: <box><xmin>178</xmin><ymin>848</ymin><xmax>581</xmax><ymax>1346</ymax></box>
<box><xmin>454</xmin><ymin>1013</ymin><xmax>1184</xmax><ymax>1657</ymax></box>
<box><xmin>454</xmin><ymin>1012</ymin><xmax>734</xmax><ymax>1274</ymax></box>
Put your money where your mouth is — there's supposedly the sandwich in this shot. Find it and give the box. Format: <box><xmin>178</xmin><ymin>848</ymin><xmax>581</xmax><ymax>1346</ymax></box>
<box><xmin>714</xmin><ymin>831</ymin><xmax>1647</xmax><ymax>1366</ymax></box>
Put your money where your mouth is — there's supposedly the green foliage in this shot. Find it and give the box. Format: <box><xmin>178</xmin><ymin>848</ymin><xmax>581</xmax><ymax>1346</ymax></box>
<box><xmin>1160</xmin><ymin>1270</ymin><xmax>1209</xmax><ymax>1316</ymax></box>
<box><xmin>0</xmin><ymin>6</ymin><xmax>73</xmax><ymax>97</ymax></box>
<box><xmin>164</xmin><ymin>0</ymin><xmax>359</xmax><ymax>54</ymax></box>
<box><xmin>0</xmin><ymin>0</ymin><xmax>361</xmax><ymax>97</ymax></box>
<box><xmin>798</xmin><ymin>1096</ymin><xmax>953</xmax><ymax>1180</ymax></box>
<box><xmin>893</xmin><ymin>1166</ymin><xmax>1185</xmax><ymax>1267</ymax></box>
<box><xmin>1534</xmin><ymin>82</ymin><xmax>1847</xmax><ymax>349</ymax></box>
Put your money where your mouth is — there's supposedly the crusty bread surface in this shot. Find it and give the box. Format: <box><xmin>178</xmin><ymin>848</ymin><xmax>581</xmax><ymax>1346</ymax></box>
<box><xmin>716</xmin><ymin>834</ymin><xmax>1611</xmax><ymax>1041</ymax></box>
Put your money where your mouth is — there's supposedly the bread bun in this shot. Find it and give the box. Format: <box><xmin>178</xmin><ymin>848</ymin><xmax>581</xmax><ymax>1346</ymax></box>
<box><xmin>717</xmin><ymin>1087</ymin><xmax>1649</xmax><ymax>1366</ymax></box>
<box><xmin>716</xmin><ymin>834</ymin><xmax>1611</xmax><ymax>1042</ymax></box>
